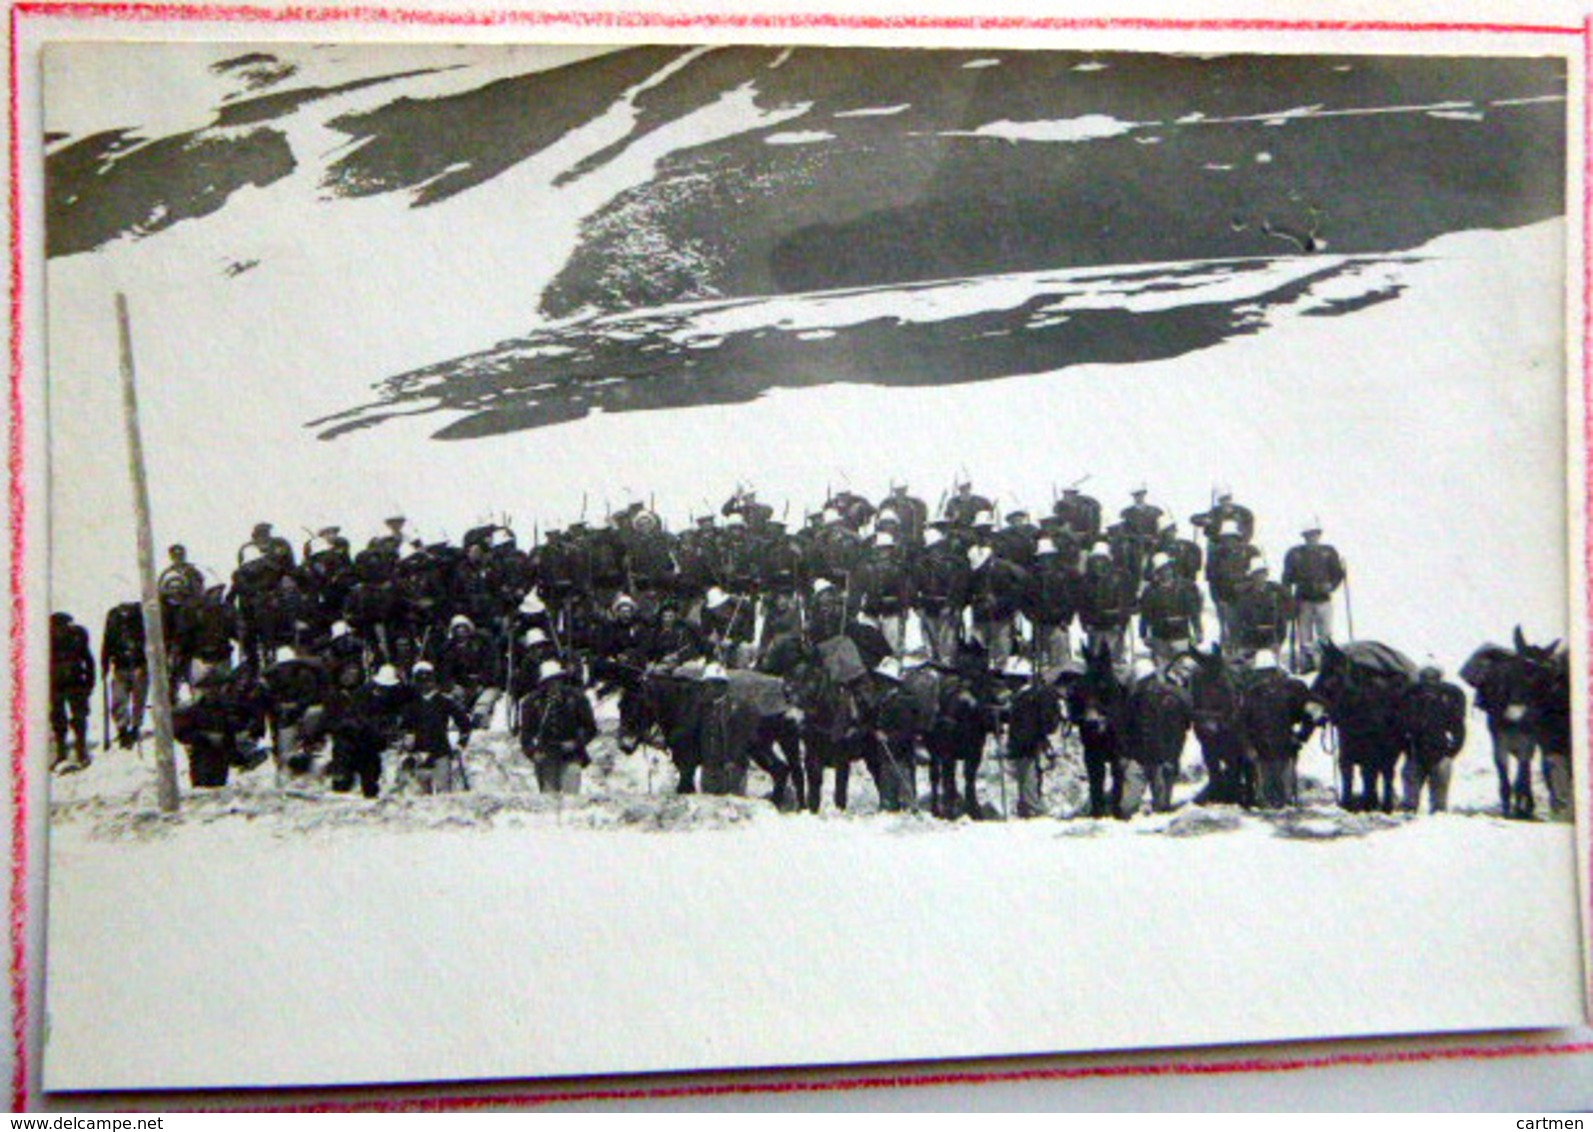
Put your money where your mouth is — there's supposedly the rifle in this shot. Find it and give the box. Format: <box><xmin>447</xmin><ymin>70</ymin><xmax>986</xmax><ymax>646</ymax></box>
<box><xmin>504</xmin><ymin>625</ymin><xmax>518</xmax><ymax>732</ymax></box>
<box><xmin>100</xmin><ymin>670</ymin><xmax>111</xmax><ymax>753</ymax></box>
<box><xmin>1342</xmin><ymin>557</ymin><xmax>1355</xmax><ymax>640</ymax></box>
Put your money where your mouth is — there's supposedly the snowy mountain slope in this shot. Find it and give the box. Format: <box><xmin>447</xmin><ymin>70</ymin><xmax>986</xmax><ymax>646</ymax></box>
<box><xmin>313</xmin><ymin>249</ymin><xmax>1420</xmax><ymax>439</ymax></box>
<box><xmin>46</xmin><ymin>46</ymin><xmax>1565</xmax><ymax>315</ymax></box>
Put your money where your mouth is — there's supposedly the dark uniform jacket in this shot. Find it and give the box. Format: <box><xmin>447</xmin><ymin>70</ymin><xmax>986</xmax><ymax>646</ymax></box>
<box><xmin>1282</xmin><ymin>543</ymin><xmax>1346</xmax><ymax>603</ymax></box>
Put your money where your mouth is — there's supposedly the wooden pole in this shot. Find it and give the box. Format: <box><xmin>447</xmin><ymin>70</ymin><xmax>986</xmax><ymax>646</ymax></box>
<box><xmin>117</xmin><ymin>293</ymin><xmax>179</xmax><ymax>813</ymax></box>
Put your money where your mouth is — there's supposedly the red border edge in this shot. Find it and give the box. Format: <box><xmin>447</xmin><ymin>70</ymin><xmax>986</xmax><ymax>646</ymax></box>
<box><xmin>6</xmin><ymin>3</ymin><xmax>1592</xmax><ymax>1113</ymax></box>
<box><xmin>8</xmin><ymin>0</ymin><xmax>29</xmax><ymax>1116</ymax></box>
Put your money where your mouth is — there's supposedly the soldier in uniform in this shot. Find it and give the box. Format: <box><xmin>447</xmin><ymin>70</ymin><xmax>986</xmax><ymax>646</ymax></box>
<box><xmin>1191</xmin><ymin>490</ymin><xmax>1255</xmax><ymax>546</ymax></box>
<box><xmin>1232</xmin><ymin>561</ymin><xmax>1294</xmax><ymax>662</ymax></box>
<box><xmin>941</xmin><ymin>479</ymin><xmax>994</xmax><ymax>529</ymax></box>
<box><xmin>1400</xmin><ymin>663</ymin><xmax>1468</xmax><ymax>813</ymax></box>
<box><xmin>1025</xmin><ymin>537</ymin><xmax>1076</xmax><ymax>671</ymax></box>
<box><xmin>1051</xmin><ymin>485</ymin><xmax>1102</xmax><ymax>545</ymax></box>
<box><xmin>101</xmin><ymin>601</ymin><xmax>148</xmax><ymax>750</ymax></box>
<box><xmin>518</xmin><ymin>658</ymin><xmax>597</xmax><ymax>795</ymax></box>
<box><xmin>1205</xmin><ymin>519</ymin><xmax>1259</xmax><ymax>650</ymax></box>
<box><xmin>1240</xmin><ymin>649</ymin><xmax>1316</xmax><ymax>808</ymax></box>
<box><xmin>1138</xmin><ymin>553</ymin><xmax>1203</xmax><ymax>667</ymax></box>
<box><xmin>50</xmin><ymin>613</ymin><xmax>95</xmax><ymax>770</ymax></box>
<box><xmin>1281</xmin><ymin>523</ymin><xmax>1346</xmax><ymax>671</ymax></box>
<box><xmin>876</xmin><ymin>483</ymin><xmax>928</xmax><ymax>547</ymax></box>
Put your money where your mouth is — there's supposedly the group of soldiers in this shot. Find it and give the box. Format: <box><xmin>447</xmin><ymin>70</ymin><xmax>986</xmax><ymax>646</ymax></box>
<box><xmin>47</xmin><ymin>478</ymin><xmax>1367</xmax><ymax>815</ymax></box>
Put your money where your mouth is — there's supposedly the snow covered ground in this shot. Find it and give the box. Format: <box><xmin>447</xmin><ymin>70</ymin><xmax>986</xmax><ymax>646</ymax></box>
<box><xmin>42</xmin><ymin>679</ymin><xmax>1586</xmax><ymax>1091</ymax></box>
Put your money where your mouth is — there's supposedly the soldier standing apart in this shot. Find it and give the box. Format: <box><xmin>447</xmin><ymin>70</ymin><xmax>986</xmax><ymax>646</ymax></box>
<box><xmin>1281</xmin><ymin>523</ymin><xmax>1345</xmax><ymax>672</ymax></box>
<box><xmin>50</xmin><ymin>613</ymin><xmax>95</xmax><ymax>771</ymax></box>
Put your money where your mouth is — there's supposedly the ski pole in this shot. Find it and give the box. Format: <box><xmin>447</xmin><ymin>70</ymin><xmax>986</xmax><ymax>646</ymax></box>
<box><xmin>101</xmin><ymin>672</ymin><xmax>111</xmax><ymax>752</ymax></box>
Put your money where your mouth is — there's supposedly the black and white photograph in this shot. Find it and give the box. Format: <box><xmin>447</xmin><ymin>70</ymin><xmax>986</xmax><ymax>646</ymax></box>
<box><xmin>36</xmin><ymin>35</ymin><xmax>1587</xmax><ymax>1092</ymax></box>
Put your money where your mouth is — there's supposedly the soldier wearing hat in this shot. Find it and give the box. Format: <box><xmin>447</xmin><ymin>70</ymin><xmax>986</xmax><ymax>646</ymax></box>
<box><xmin>399</xmin><ymin>660</ymin><xmax>473</xmax><ymax>794</ymax></box>
<box><xmin>1398</xmin><ymin>663</ymin><xmax>1467</xmax><ymax>813</ymax></box>
<box><xmin>1282</xmin><ymin>522</ymin><xmax>1345</xmax><ymax>671</ymax></box>
<box><xmin>1205</xmin><ymin>520</ymin><xmax>1260</xmax><ymax>649</ymax></box>
<box><xmin>517</xmin><ymin>658</ymin><xmax>597</xmax><ymax>795</ymax></box>
<box><xmin>1119</xmin><ymin>485</ymin><xmax>1163</xmax><ymax>541</ymax></box>
<box><xmin>941</xmin><ymin>479</ymin><xmax>994</xmax><ymax>529</ymax></box>
<box><xmin>1024</xmin><ymin>536</ymin><xmax>1077</xmax><ymax>671</ymax></box>
<box><xmin>1191</xmin><ymin>489</ymin><xmax>1255</xmax><ymax>546</ymax></box>
<box><xmin>239</xmin><ymin>521</ymin><xmax>296</xmax><ymax>572</ymax></box>
<box><xmin>1240</xmin><ymin>649</ymin><xmax>1316</xmax><ymax>808</ymax></box>
<box><xmin>1139</xmin><ymin>552</ymin><xmax>1204</xmax><ymax>667</ymax></box>
<box><xmin>1231</xmin><ymin>559</ymin><xmax>1294</xmax><ymax>661</ymax></box>
<box><xmin>1051</xmin><ymin>484</ymin><xmax>1102</xmax><ymax>543</ymax></box>
<box><xmin>999</xmin><ymin>656</ymin><xmax>1062</xmax><ymax>818</ymax></box>
<box><xmin>875</xmin><ymin>483</ymin><xmax>928</xmax><ymax>547</ymax></box>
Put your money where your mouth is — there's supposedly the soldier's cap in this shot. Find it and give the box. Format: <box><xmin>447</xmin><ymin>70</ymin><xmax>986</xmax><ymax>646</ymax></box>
<box><xmin>701</xmin><ymin>662</ymin><xmax>729</xmax><ymax>682</ymax></box>
<box><xmin>168</xmin><ymin>544</ymin><xmax>187</xmax><ymax>557</ymax></box>
<box><xmin>272</xmin><ymin>645</ymin><xmax>297</xmax><ymax>666</ymax></box>
<box><xmin>924</xmin><ymin>528</ymin><xmax>946</xmax><ymax>548</ymax></box>
<box><xmin>875</xmin><ymin>531</ymin><xmax>896</xmax><ymax>548</ymax></box>
<box><xmin>1132</xmin><ymin>486</ymin><xmax>1147</xmax><ymax>497</ymax></box>
<box><xmin>634</xmin><ymin>511</ymin><xmax>660</xmax><ymax>531</ymax></box>
<box><xmin>968</xmin><ymin>545</ymin><xmax>994</xmax><ymax>570</ymax></box>
<box><xmin>252</xmin><ymin>522</ymin><xmax>272</xmax><ymax>537</ymax></box>
<box><xmin>318</xmin><ymin>526</ymin><xmax>340</xmax><ymax>537</ymax></box>
<box><xmin>812</xmin><ymin>577</ymin><xmax>835</xmax><ymax>595</ymax></box>
<box><xmin>1006</xmin><ymin>510</ymin><xmax>1029</xmax><ymax>524</ymax></box>
<box><xmin>1052</xmin><ymin>659</ymin><xmax>1087</xmax><ymax>682</ymax></box>
<box><xmin>372</xmin><ymin>664</ymin><xmax>401</xmax><ymax>688</ymax></box>
<box><xmin>705</xmin><ymin>586</ymin><xmax>733</xmax><ymax>610</ymax></box>
<box><xmin>725</xmin><ymin>512</ymin><xmax>746</xmax><ymax>528</ymax></box>
<box><xmin>1302</xmin><ymin>525</ymin><xmax>1323</xmax><ymax>536</ymax></box>
<box><xmin>412</xmin><ymin>661</ymin><xmax>437</xmax><ymax>679</ymax></box>
<box><xmin>330</xmin><ymin>620</ymin><xmax>351</xmax><ymax>639</ymax></box>
<box><xmin>874</xmin><ymin>656</ymin><xmax>904</xmax><ymax>682</ymax></box>
<box><xmin>449</xmin><ymin>614</ymin><xmax>474</xmax><ymax>633</ymax></box>
<box><xmin>612</xmin><ymin>593</ymin><xmax>638</xmax><ymax>612</ymax></box>
<box><xmin>537</xmin><ymin>659</ymin><xmax>565</xmax><ymax>683</ymax></box>
<box><xmin>523</xmin><ymin>628</ymin><xmax>550</xmax><ymax>647</ymax></box>
<box><xmin>1252</xmin><ymin>649</ymin><xmax>1279</xmax><ymax>670</ymax></box>
<box><xmin>385</xmin><ymin>515</ymin><xmax>406</xmax><ymax>525</ymax></box>
<box><xmin>1036</xmin><ymin>538</ymin><xmax>1058</xmax><ymax>557</ymax></box>
<box><xmin>1419</xmin><ymin>663</ymin><xmax>1444</xmax><ymax>681</ymax></box>
<box><xmin>50</xmin><ymin>611</ymin><xmax>71</xmax><ymax>625</ymax></box>
<box><xmin>1000</xmin><ymin>656</ymin><xmax>1033</xmax><ymax>680</ymax></box>
<box><xmin>520</xmin><ymin>589</ymin><xmax>547</xmax><ymax>615</ymax></box>
<box><xmin>696</xmin><ymin>515</ymin><xmax>717</xmax><ymax>526</ymax></box>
